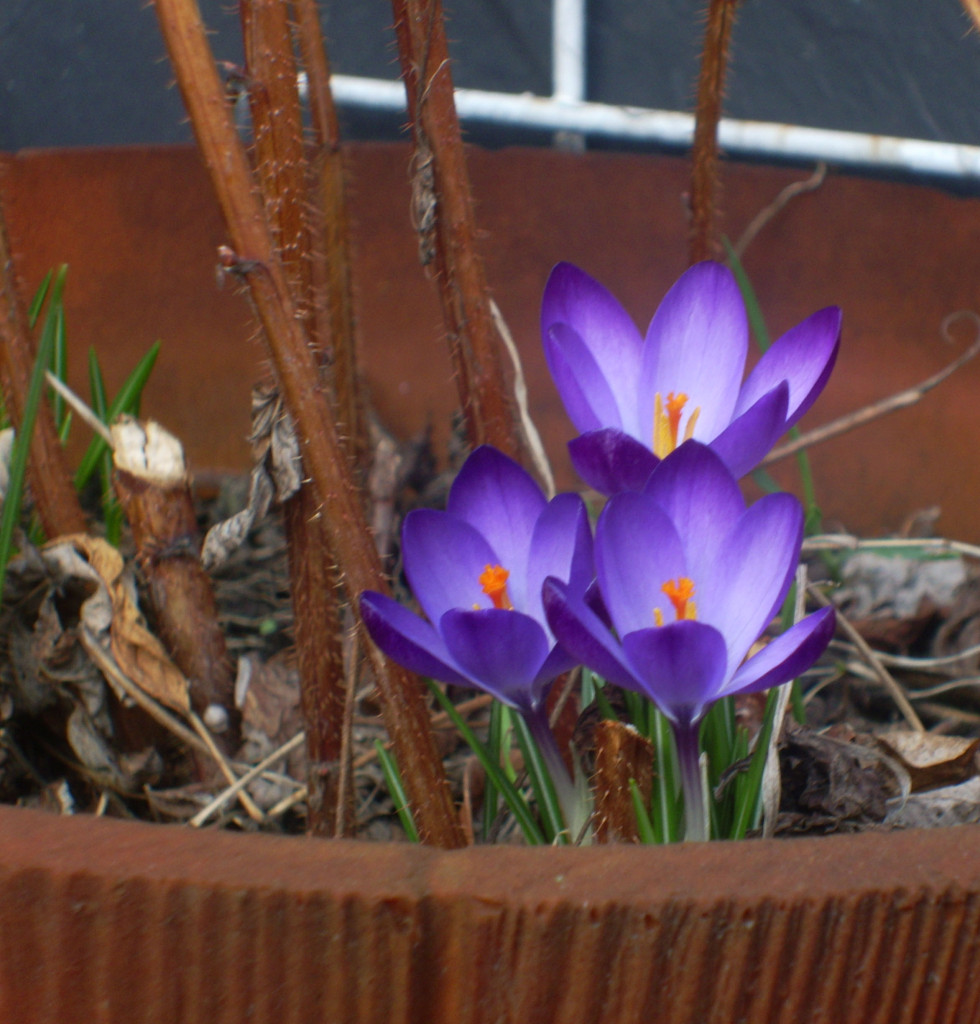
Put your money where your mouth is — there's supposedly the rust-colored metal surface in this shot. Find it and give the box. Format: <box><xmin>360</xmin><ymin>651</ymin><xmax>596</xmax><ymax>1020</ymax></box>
<box><xmin>0</xmin><ymin>804</ymin><xmax>978</xmax><ymax>1023</ymax></box>
<box><xmin>1</xmin><ymin>144</ymin><xmax>979</xmax><ymax>539</ymax></box>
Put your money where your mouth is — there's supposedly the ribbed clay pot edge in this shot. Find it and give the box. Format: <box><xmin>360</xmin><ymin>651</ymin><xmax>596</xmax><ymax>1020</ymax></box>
<box><xmin>0</xmin><ymin>805</ymin><xmax>978</xmax><ymax>1024</ymax></box>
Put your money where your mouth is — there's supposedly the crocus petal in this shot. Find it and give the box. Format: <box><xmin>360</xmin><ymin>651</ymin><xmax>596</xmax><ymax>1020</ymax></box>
<box><xmin>446</xmin><ymin>446</ymin><xmax>546</xmax><ymax>606</ymax></box>
<box><xmin>735</xmin><ymin>306</ymin><xmax>842</xmax><ymax>427</ymax></box>
<box><xmin>543</xmin><ymin>578</ymin><xmax>642</xmax><ymax>691</ymax></box>
<box><xmin>642</xmin><ymin>441</ymin><xmax>744</xmax><ymax>576</ymax></box>
<box><xmin>524</xmin><ymin>492</ymin><xmax>594</xmax><ymax>622</ymax></box>
<box><xmin>621</xmin><ymin>620</ymin><xmax>728</xmax><ymax>726</ymax></box>
<box><xmin>727</xmin><ymin>607</ymin><xmax>836</xmax><ymax>697</ymax></box>
<box><xmin>595</xmin><ymin>493</ymin><xmax>685</xmax><ymax>637</ymax></box>
<box><xmin>542</xmin><ymin>262</ymin><xmax>644</xmax><ymax>424</ymax></box>
<box><xmin>707</xmin><ymin>383</ymin><xmax>789</xmax><ymax>479</ymax></box>
<box><xmin>402</xmin><ymin>511</ymin><xmax>498</xmax><ymax>625</ymax></box>
<box><xmin>545</xmin><ymin>323</ymin><xmax>624</xmax><ymax>434</ymax></box>
<box><xmin>568</xmin><ymin>428</ymin><xmax>660</xmax><ymax>494</ymax></box>
<box><xmin>638</xmin><ymin>262</ymin><xmax>748</xmax><ymax>441</ymax></box>
<box><xmin>440</xmin><ymin>608</ymin><xmax>551</xmax><ymax>710</ymax></box>
<box><xmin>702</xmin><ymin>492</ymin><xmax>803</xmax><ymax>677</ymax></box>
<box><xmin>360</xmin><ymin>591</ymin><xmax>471</xmax><ymax>687</ymax></box>
<box><xmin>533</xmin><ymin>644</ymin><xmax>580</xmax><ymax>697</ymax></box>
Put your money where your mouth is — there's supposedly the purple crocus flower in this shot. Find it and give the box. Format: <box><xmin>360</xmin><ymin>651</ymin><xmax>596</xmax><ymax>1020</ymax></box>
<box><xmin>541</xmin><ymin>261</ymin><xmax>841</xmax><ymax>494</ymax></box>
<box><xmin>360</xmin><ymin>445</ymin><xmax>593</xmax><ymax>827</ymax></box>
<box><xmin>543</xmin><ymin>441</ymin><xmax>835</xmax><ymax>840</ymax></box>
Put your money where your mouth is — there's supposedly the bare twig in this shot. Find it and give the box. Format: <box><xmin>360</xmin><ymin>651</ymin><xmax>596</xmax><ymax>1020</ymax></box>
<box><xmin>807</xmin><ymin>583</ymin><xmax>925</xmax><ymax>731</ymax></box>
<box><xmin>802</xmin><ymin>533</ymin><xmax>980</xmax><ymax>563</ymax></box>
<box><xmin>188</xmin><ymin>710</ymin><xmax>265</xmax><ymax>822</ymax></box>
<box><xmin>763</xmin><ymin>311</ymin><xmax>980</xmax><ymax>466</ymax></box>
<box><xmin>189</xmin><ymin>730</ymin><xmax>306</xmax><ymax>828</ymax></box>
<box><xmin>733</xmin><ymin>162</ymin><xmax>827</xmax><ymax>259</ymax></box>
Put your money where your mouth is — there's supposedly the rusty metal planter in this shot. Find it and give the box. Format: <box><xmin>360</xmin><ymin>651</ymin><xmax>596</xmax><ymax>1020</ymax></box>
<box><xmin>2</xmin><ymin>145</ymin><xmax>980</xmax><ymax>541</ymax></box>
<box><xmin>3</xmin><ymin>146</ymin><xmax>980</xmax><ymax>1022</ymax></box>
<box><xmin>0</xmin><ymin>804</ymin><xmax>979</xmax><ymax>1023</ymax></box>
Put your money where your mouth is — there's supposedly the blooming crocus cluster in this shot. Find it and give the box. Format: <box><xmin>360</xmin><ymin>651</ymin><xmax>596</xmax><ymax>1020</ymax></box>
<box><xmin>543</xmin><ymin>442</ymin><xmax>836</xmax><ymax>840</ymax></box>
<box><xmin>541</xmin><ymin>261</ymin><xmax>841</xmax><ymax>494</ymax></box>
<box><xmin>360</xmin><ymin>260</ymin><xmax>839</xmax><ymax>843</ymax></box>
<box><xmin>360</xmin><ymin>445</ymin><xmax>593</xmax><ymax>828</ymax></box>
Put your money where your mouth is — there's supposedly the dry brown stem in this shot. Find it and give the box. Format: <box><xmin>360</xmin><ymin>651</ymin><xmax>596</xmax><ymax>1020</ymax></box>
<box><xmin>240</xmin><ymin>0</ymin><xmax>353</xmax><ymax>837</ymax></box>
<box><xmin>153</xmin><ymin>0</ymin><xmax>463</xmax><ymax>848</ymax></box>
<box><xmin>293</xmin><ymin>0</ymin><xmax>367</xmax><ymax>468</ymax></box>
<box><xmin>592</xmin><ymin>720</ymin><xmax>655</xmax><ymax>844</ymax></box>
<box><xmin>390</xmin><ymin>0</ymin><xmax>531</xmax><ymax>466</ymax></box>
<box><xmin>111</xmin><ymin>418</ymin><xmax>240</xmax><ymax>755</ymax></box>
<box><xmin>0</xmin><ymin>211</ymin><xmax>86</xmax><ymax>539</ymax></box>
<box><xmin>688</xmin><ymin>0</ymin><xmax>739</xmax><ymax>264</ymax></box>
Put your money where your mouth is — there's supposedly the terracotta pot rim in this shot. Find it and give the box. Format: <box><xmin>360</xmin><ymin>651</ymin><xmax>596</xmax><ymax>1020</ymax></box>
<box><xmin>5</xmin><ymin>803</ymin><xmax>980</xmax><ymax>903</ymax></box>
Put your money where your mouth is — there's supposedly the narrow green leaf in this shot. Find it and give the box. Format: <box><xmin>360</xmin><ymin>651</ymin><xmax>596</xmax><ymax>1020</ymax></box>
<box><xmin>513</xmin><ymin>712</ymin><xmax>567</xmax><ymax>844</ymax></box>
<box><xmin>0</xmin><ymin>283</ymin><xmax>62</xmax><ymax>590</ymax></box>
<box><xmin>49</xmin><ymin>305</ymin><xmax>67</xmax><ymax>430</ymax></box>
<box><xmin>629</xmin><ymin>779</ymin><xmax>658</xmax><ymax>844</ymax></box>
<box><xmin>482</xmin><ymin>698</ymin><xmax>507</xmax><ymax>841</ymax></box>
<box><xmin>651</xmin><ymin>709</ymin><xmax>681</xmax><ymax>844</ymax></box>
<box><xmin>87</xmin><ymin>351</ymin><xmax>123</xmax><ymax>545</ymax></box>
<box><xmin>374</xmin><ymin>739</ymin><xmax>420</xmax><ymax>843</ymax></box>
<box><xmin>730</xmin><ymin>687</ymin><xmax>780</xmax><ymax>839</ymax></box>
<box><xmin>427</xmin><ymin>681</ymin><xmax>545</xmax><ymax>844</ymax></box>
<box><xmin>27</xmin><ymin>269</ymin><xmax>54</xmax><ymax>327</ymax></box>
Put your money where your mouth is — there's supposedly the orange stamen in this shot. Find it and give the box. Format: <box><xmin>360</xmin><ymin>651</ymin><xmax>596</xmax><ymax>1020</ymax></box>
<box><xmin>479</xmin><ymin>564</ymin><xmax>514</xmax><ymax>610</ymax></box>
<box><xmin>653</xmin><ymin>391</ymin><xmax>692</xmax><ymax>458</ymax></box>
<box><xmin>661</xmin><ymin>577</ymin><xmax>697</xmax><ymax>621</ymax></box>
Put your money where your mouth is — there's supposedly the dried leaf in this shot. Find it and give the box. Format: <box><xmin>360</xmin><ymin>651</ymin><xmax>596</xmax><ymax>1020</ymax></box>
<box><xmin>872</xmin><ymin>731</ymin><xmax>980</xmax><ymax>792</ymax></box>
<box><xmin>887</xmin><ymin>775</ymin><xmax>980</xmax><ymax>829</ymax></box>
<box><xmin>201</xmin><ymin>464</ymin><xmax>275</xmax><ymax>570</ymax></box>
<box><xmin>774</xmin><ymin>721</ymin><xmax>909</xmax><ymax>834</ymax></box>
<box><xmin>43</xmin><ymin>535</ymin><xmax>190</xmax><ymax>713</ymax></box>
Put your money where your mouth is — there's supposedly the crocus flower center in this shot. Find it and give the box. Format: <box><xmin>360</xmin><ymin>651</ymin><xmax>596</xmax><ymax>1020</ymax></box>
<box><xmin>479</xmin><ymin>564</ymin><xmax>514</xmax><ymax>610</ymax></box>
<box><xmin>653</xmin><ymin>391</ymin><xmax>701</xmax><ymax>458</ymax></box>
<box><xmin>654</xmin><ymin>576</ymin><xmax>697</xmax><ymax>626</ymax></box>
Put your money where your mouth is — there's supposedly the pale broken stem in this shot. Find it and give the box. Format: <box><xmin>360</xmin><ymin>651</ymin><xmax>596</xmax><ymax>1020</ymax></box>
<box><xmin>806</xmin><ymin>583</ymin><xmax>925</xmax><ymax>731</ymax></box>
<box><xmin>44</xmin><ymin>371</ymin><xmax>113</xmax><ymax>444</ymax></box>
<box><xmin>733</xmin><ymin>163</ymin><xmax>827</xmax><ymax>260</ymax></box>
<box><xmin>802</xmin><ymin>533</ymin><xmax>980</xmax><ymax>563</ymax></box>
<box><xmin>832</xmin><ymin>658</ymin><xmax>980</xmax><ymax>702</ymax></box>
<box><xmin>761</xmin><ymin>564</ymin><xmax>807</xmax><ymax>839</ymax></box>
<box><xmin>188</xmin><ymin>711</ymin><xmax>265</xmax><ymax>822</ymax></box>
<box><xmin>189</xmin><ymin>730</ymin><xmax>306</xmax><ymax>828</ymax></box>
<box><xmin>489</xmin><ymin>297</ymin><xmax>556</xmax><ymax>497</ymax></box>
<box><xmin>763</xmin><ymin>311</ymin><xmax>980</xmax><ymax>467</ymax></box>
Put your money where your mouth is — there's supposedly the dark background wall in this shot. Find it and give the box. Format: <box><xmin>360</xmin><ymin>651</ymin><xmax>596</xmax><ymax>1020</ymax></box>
<box><xmin>2</xmin><ymin>1</ymin><xmax>980</xmax><ymax>159</ymax></box>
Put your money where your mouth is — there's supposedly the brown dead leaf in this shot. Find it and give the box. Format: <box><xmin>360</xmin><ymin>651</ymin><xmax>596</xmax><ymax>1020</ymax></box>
<box><xmin>871</xmin><ymin>731</ymin><xmax>980</xmax><ymax>792</ymax></box>
<box><xmin>44</xmin><ymin>535</ymin><xmax>189</xmax><ymax>714</ymax></box>
<box><xmin>887</xmin><ymin>776</ymin><xmax>980</xmax><ymax>829</ymax></box>
<box><xmin>774</xmin><ymin>721</ymin><xmax>908</xmax><ymax>834</ymax></box>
